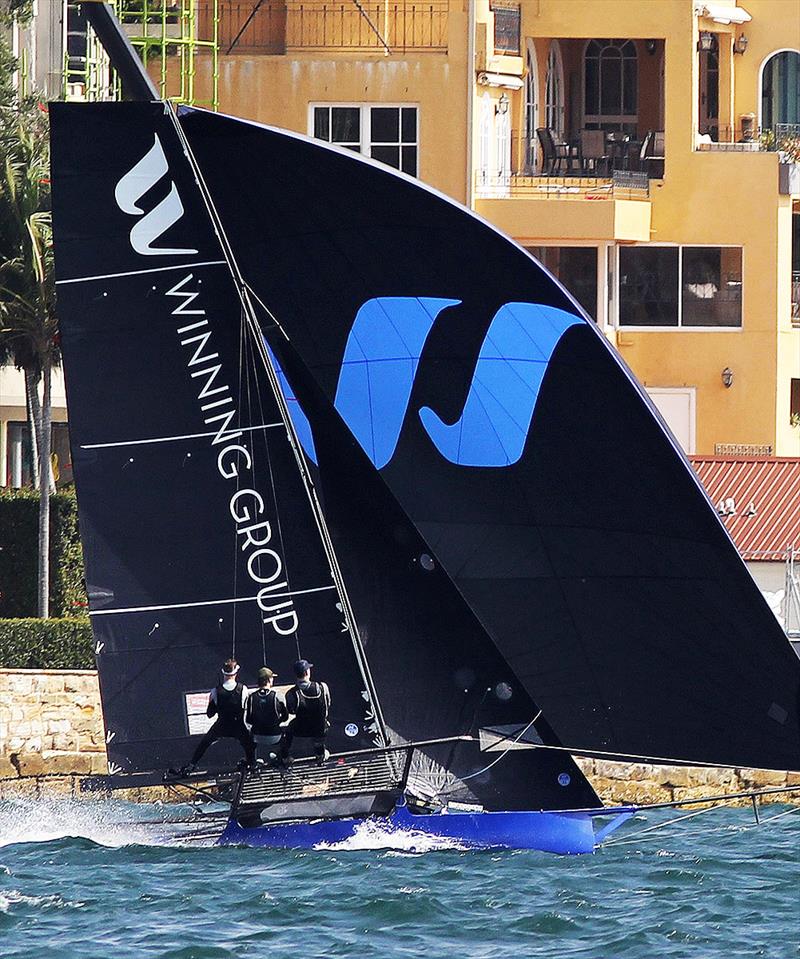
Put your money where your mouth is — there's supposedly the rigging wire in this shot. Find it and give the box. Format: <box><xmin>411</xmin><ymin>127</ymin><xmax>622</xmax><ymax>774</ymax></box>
<box><xmin>241</xmin><ymin>304</ymin><xmax>303</xmax><ymax>660</ymax></box>
<box><xmin>167</xmin><ymin>106</ymin><xmax>390</xmax><ymax>747</ymax></box>
<box><xmin>603</xmin><ymin>800</ymin><xmax>800</xmax><ymax>849</ymax></box>
<box><xmin>435</xmin><ymin>711</ymin><xmax>543</xmax><ymax>796</ymax></box>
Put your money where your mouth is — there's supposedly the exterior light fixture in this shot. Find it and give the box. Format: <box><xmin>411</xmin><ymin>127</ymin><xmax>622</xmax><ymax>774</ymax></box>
<box><xmin>733</xmin><ymin>33</ymin><xmax>748</xmax><ymax>54</ymax></box>
<box><xmin>722</xmin><ymin>367</ymin><xmax>734</xmax><ymax>388</ymax></box>
<box><xmin>698</xmin><ymin>31</ymin><xmax>714</xmax><ymax>52</ymax></box>
<box><xmin>646</xmin><ymin>39</ymin><xmax>657</xmax><ymax>55</ymax></box>
<box><xmin>496</xmin><ymin>93</ymin><xmax>510</xmax><ymax>116</ymax></box>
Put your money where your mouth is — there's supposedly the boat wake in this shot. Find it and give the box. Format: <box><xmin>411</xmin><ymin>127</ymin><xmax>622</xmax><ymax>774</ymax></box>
<box><xmin>313</xmin><ymin>819</ymin><xmax>468</xmax><ymax>853</ymax></box>
<box><xmin>0</xmin><ymin>797</ymin><xmax>201</xmax><ymax>849</ymax></box>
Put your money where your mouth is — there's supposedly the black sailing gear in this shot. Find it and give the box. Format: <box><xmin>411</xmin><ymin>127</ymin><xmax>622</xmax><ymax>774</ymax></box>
<box><xmin>247</xmin><ymin>688</ymin><xmax>288</xmax><ymax>736</ymax></box>
<box><xmin>188</xmin><ymin>681</ymin><xmax>254</xmax><ymax>768</ymax></box>
<box><xmin>286</xmin><ymin>681</ymin><xmax>329</xmax><ymax>737</ymax></box>
<box><xmin>211</xmin><ymin>681</ymin><xmax>246</xmax><ymax>734</ymax></box>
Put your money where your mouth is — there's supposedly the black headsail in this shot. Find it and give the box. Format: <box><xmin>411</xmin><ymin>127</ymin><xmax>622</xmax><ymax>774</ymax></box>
<box><xmin>179</xmin><ymin>108</ymin><xmax>800</xmax><ymax>773</ymax></box>
<box><xmin>264</xmin><ymin>330</ymin><xmax>601</xmax><ymax>811</ymax></box>
<box><xmin>50</xmin><ymin>102</ymin><xmax>382</xmax><ymax>776</ymax></box>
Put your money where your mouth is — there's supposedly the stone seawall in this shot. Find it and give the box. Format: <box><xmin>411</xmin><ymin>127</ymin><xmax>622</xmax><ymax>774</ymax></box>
<box><xmin>0</xmin><ymin>669</ymin><xmax>798</xmax><ymax>805</ymax></box>
<box><xmin>0</xmin><ymin>668</ymin><xmax>107</xmax><ymax>794</ymax></box>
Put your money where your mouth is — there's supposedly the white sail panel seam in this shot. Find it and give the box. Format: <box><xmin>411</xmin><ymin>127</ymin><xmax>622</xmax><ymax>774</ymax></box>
<box><xmin>56</xmin><ymin>259</ymin><xmax>227</xmax><ymax>285</ymax></box>
<box><xmin>80</xmin><ymin>422</ymin><xmax>282</xmax><ymax>450</ymax></box>
<box><xmin>89</xmin><ymin>584</ymin><xmax>337</xmax><ymax>617</ymax></box>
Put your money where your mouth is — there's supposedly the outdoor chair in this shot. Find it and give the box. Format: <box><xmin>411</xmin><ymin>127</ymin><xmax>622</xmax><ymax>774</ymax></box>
<box><xmin>579</xmin><ymin>129</ymin><xmax>611</xmax><ymax>175</ymax></box>
<box><xmin>640</xmin><ymin>130</ymin><xmax>665</xmax><ymax>178</ymax></box>
<box><xmin>536</xmin><ymin>127</ymin><xmax>579</xmax><ymax>176</ymax></box>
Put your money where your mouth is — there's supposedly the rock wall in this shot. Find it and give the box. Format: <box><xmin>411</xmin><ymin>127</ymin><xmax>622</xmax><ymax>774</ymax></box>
<box><xmin>0</xmin><ymin>668</ymin><xmax>107</xmax><ymax>795</ymax></box>
<box><xmin>574</xmin><ymin>758</ymin><xmax>800</xmax><ymax>807</ymax></box>
<box><xmin>0</xmin><ymin>670</ymin><xmax>798</xmax><ymax>806</ymax></box>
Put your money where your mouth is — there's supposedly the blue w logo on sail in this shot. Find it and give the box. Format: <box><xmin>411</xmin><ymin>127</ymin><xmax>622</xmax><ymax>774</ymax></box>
<box><xmin>272</xmin><ymin>298</ymin><xmax>583</xmax><ymax>469</ymax></box>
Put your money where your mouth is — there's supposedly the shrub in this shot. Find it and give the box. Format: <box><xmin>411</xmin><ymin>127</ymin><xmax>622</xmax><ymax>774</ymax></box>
<box><xmin>0</xmin><ymin>488</ymin><xmax>87</xmax><ymax>617</ymax></box>
<box><xmin>0</xmin><ymin>617</ymin><xmax>94</xmax><ymax>669</ymax></box>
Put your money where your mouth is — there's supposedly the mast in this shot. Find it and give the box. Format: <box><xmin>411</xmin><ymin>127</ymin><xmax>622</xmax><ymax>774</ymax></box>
<box><xmin>166</xmin><ymin>107</ymin><xmax>389</xmax><ymax>747</ymax></box>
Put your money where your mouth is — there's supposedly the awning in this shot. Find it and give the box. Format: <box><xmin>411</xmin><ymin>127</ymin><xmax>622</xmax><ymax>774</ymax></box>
<box><xmin>476</xmin><ymin>72</ymin><xmax>525</xmax><ymax>91</ymax></box>
<box><xmin>694</xmin><ymin>2</ymin><xmax>751</xmax><ymax>24</ymax></box>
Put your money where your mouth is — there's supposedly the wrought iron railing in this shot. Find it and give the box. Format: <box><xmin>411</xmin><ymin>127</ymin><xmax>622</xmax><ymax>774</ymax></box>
<box><xmin>203</xmin><ymin>0</ymin><xmax>449</xmax><ymax>53</ymax></box>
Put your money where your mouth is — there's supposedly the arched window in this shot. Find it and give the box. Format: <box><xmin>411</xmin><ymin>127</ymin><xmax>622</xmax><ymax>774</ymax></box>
<box><xmin>584</xmin><ymin>38</ymin><xmax>637</xmax><ymax>132</ymax></box>
<box><xmin>760</xmin><ymin>50</ymin><xmax>800</xmax><ymax>130</ymax></box>
<box><xmin>478</xmin><ymin>93</ymin><xmax>491</xmax><ymax>187</ymax></box>
<box><xmin>545</xmin><ymin>41</ymin><xmax>565</xmax><ymax>138</ymax></box>
<box><xmin>496</xmin><ymin>105</ymin><xmax>511</xmax><ymax>183</ymax></box>
<box><xmin>524</xmin><ymin>39</ymin><xmax>539</xmax><ymax>172</ymax></box>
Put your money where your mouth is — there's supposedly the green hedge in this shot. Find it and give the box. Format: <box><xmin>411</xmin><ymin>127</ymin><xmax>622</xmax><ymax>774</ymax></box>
<box><xmin>0</xmin><ymin>618</ymin><xmax>94</xmax><ymax>669</ymax></box>
<box><xmin>0</xmin><ymin>488</ymin><xmax>87</xmax><ymax>617</ymax></box>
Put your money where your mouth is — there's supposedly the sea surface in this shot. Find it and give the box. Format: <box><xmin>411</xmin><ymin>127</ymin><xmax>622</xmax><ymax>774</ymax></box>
<box><xmin>0</xmin><ymin>798</ymin><xmax>797</xmax><ymax>959</ymax></box>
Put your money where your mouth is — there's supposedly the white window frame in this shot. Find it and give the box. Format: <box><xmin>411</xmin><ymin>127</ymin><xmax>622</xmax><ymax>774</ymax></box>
<box><xmin>545</xmin><ymin>40</ymin><xmax>565</xmax><ymax>138</ymax></box>
<box><xmin>614</xmin><ymin>243</ymin><xmax>744</xmax><ymax>331</ymax></box>
<box><xmin>478</xmin><ymin>93</ymin><xmax>492</xmax><ymax>187</ymax></box>
<box><xmin>309</xmin><ymin>103</ymin><xmax>419</xmax><ymax>176</ymax></box>
<box><xmin>524</xmin><ymin>38</ymin><xmax>540</xmax><ymax>173</ymax></box>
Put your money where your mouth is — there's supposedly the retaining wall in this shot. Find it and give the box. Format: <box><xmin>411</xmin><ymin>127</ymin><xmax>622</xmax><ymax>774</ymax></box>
<box><xmin>1</xmin><ymin>669</ymin><xmax>797</xmax><ymax>805</ymax></box>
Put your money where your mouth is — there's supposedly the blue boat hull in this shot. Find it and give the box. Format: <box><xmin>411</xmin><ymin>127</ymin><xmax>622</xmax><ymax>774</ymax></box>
<box><xmin>218</xmin><ymin>805</ymin><xmax>600</xmax><ymax>854</ymax></box>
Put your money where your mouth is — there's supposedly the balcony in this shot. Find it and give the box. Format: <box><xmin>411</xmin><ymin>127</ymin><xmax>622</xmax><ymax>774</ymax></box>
<box><xmin>201</xmin><ymin>1</ymin><xmax>449</xmax><ymax>54</ymax></box>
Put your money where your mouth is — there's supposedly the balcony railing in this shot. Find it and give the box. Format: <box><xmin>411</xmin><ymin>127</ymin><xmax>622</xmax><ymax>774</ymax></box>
<box><xmin>697</xmin><ymin>122</ymin><xmax>800</xmax><ymax>158</ymax></box>
<box><xmin>476</xmin><ymin>170</ymin><xmax>650</xmax><ymax>200</ymax></box>
<box><xmin>509</xmin><ymin>133</ymin><xmax>659</xmax><ymax>181</ymax></box>
<box><xmin>204</xmin><ymin>1</ymin><xmax>449</xmax><ymax>53</ymax></box>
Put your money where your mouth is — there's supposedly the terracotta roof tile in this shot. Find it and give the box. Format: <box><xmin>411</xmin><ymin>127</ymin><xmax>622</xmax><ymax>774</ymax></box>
<box><xmin>690</xmin><ymin>456</ymin><xmax>800</xmax><ymax>561</ymax></box>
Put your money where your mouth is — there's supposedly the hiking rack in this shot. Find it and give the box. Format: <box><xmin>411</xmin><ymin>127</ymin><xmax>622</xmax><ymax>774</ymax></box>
<box><xmin>230</xmin><ymin>736</ymin><xmax>472</xmax><ymax>826</ymax></box>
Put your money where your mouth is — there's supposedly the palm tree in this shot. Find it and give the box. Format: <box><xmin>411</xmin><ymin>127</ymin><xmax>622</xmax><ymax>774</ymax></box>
<box><xmin>0</xmin><ymin>106</ymin><xmax>59</xmax><ymax>617</ymax></box>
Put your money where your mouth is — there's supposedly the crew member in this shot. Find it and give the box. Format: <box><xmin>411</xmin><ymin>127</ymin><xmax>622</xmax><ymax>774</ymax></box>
<box><xmin>282</xmin><ymin>659</ymin><xmax>331</xmax><ymax>764</ymax></box>
<box><xmin>181</xmin><ymin>658</ymin><xmax>254</xmax><ymax>774</ymax></box>
<box><xmin>245</xmin><ymin>666</ymin><xmax>288</xmax><ymax>764</ymax></box>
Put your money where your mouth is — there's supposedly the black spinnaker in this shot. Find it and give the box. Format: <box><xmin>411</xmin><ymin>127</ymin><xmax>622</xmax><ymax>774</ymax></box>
<box><xmin>178</xmin><ymin>107</ymin><xmax>800</xmax><ymax>774</ymax></box>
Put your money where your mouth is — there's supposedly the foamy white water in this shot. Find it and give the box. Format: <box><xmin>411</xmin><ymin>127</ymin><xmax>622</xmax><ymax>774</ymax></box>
<box><xmin>313</xmin><ymin>818</ymin><xmax>469</xmax><ymax>853</ymax></box>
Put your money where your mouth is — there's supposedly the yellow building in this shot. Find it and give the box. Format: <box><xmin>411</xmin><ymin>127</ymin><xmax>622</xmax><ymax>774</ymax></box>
<box><xmin>3</xmin><ymin>0</ymin><xmax>798</xmax><ymax>488</ymax></box>
<box><xmin>185</xmin><ymin>0</ymin><xmax>800</xmax><ymax>457</ymax></box>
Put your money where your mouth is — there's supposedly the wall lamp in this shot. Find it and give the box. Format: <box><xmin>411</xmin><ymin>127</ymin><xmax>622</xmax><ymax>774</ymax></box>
<box><xmin>698</xmin><ymin>31</ymin><xmax>714</xmax><ymax>52</ymax></box>
<box><xmin>733</xmin><ymin>33</ymin><xmax>748</xmax><ymax>55</ymax></box>
<box><xmin>722</xmin><ymin>367</ymin><xmax>734</xmax><ymax>388</ymax></box>
<box><xmin>645</xmin><ymin>39</ymin><xmax>657</xmax><ymax>55</ymax></box>
<box><xmin>496</xmin><ymin>93</ymin><xmax>510</xmax><ymax>116</ymax></box>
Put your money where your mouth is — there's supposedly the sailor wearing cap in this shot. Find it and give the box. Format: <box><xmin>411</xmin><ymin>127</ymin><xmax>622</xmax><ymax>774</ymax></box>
<box><xmin>245</xmin><ymin>666</ymin><xmax>288</xmax><ymax>764</ymax></box>
<box><xmin>282</xmin><ymin>660</ymin><xmax>331</xmax><ymax>764</ymax></box>
<box><xmin>180</xmin><ymin>658</ymin><xmax>254</xmax><ymax>775</ymax></box>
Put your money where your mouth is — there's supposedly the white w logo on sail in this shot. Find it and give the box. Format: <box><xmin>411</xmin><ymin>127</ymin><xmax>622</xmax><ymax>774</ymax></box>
<box><xmin>114</xmin><ymin>134</ymin><xmax>197</xmax><ymax>256</ymax></box>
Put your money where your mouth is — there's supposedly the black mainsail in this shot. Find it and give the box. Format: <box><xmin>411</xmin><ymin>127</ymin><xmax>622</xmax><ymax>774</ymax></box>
<box><xmin>177</xmin><ymin>107</ymin><xmax>800</xmax><ymax>774</ymax></box>
<box><xmin>50</xmin><ymin>102</ymin><xmax>382</xmax><ymax>775</ymax></box>
<box><xmin>50</xmin><ymin>101</ymin><xmax>604</xmax><ymax>813</ymax></box>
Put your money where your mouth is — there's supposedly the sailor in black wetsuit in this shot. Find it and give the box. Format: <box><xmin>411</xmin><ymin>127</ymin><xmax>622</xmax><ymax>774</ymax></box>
<box><xmin>245</xmin><ymin>666</ymin><xmax>288</xmax><ymax>764</ymax></box>
<box><xmin>282</xmin><ymin>659</ymin><xmax>331</xmax><ymax>764</ymax></box>
<box><xmin>181</xmin><ymin>658</ymin><xmax>254</xmax><ymax>774</ymax></box>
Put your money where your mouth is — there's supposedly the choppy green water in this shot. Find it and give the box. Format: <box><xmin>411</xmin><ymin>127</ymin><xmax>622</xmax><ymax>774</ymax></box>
<box><xmin>0</xmin><ymin>798</ymin><xmax>797</xmax><ymax>959</ymax></box>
